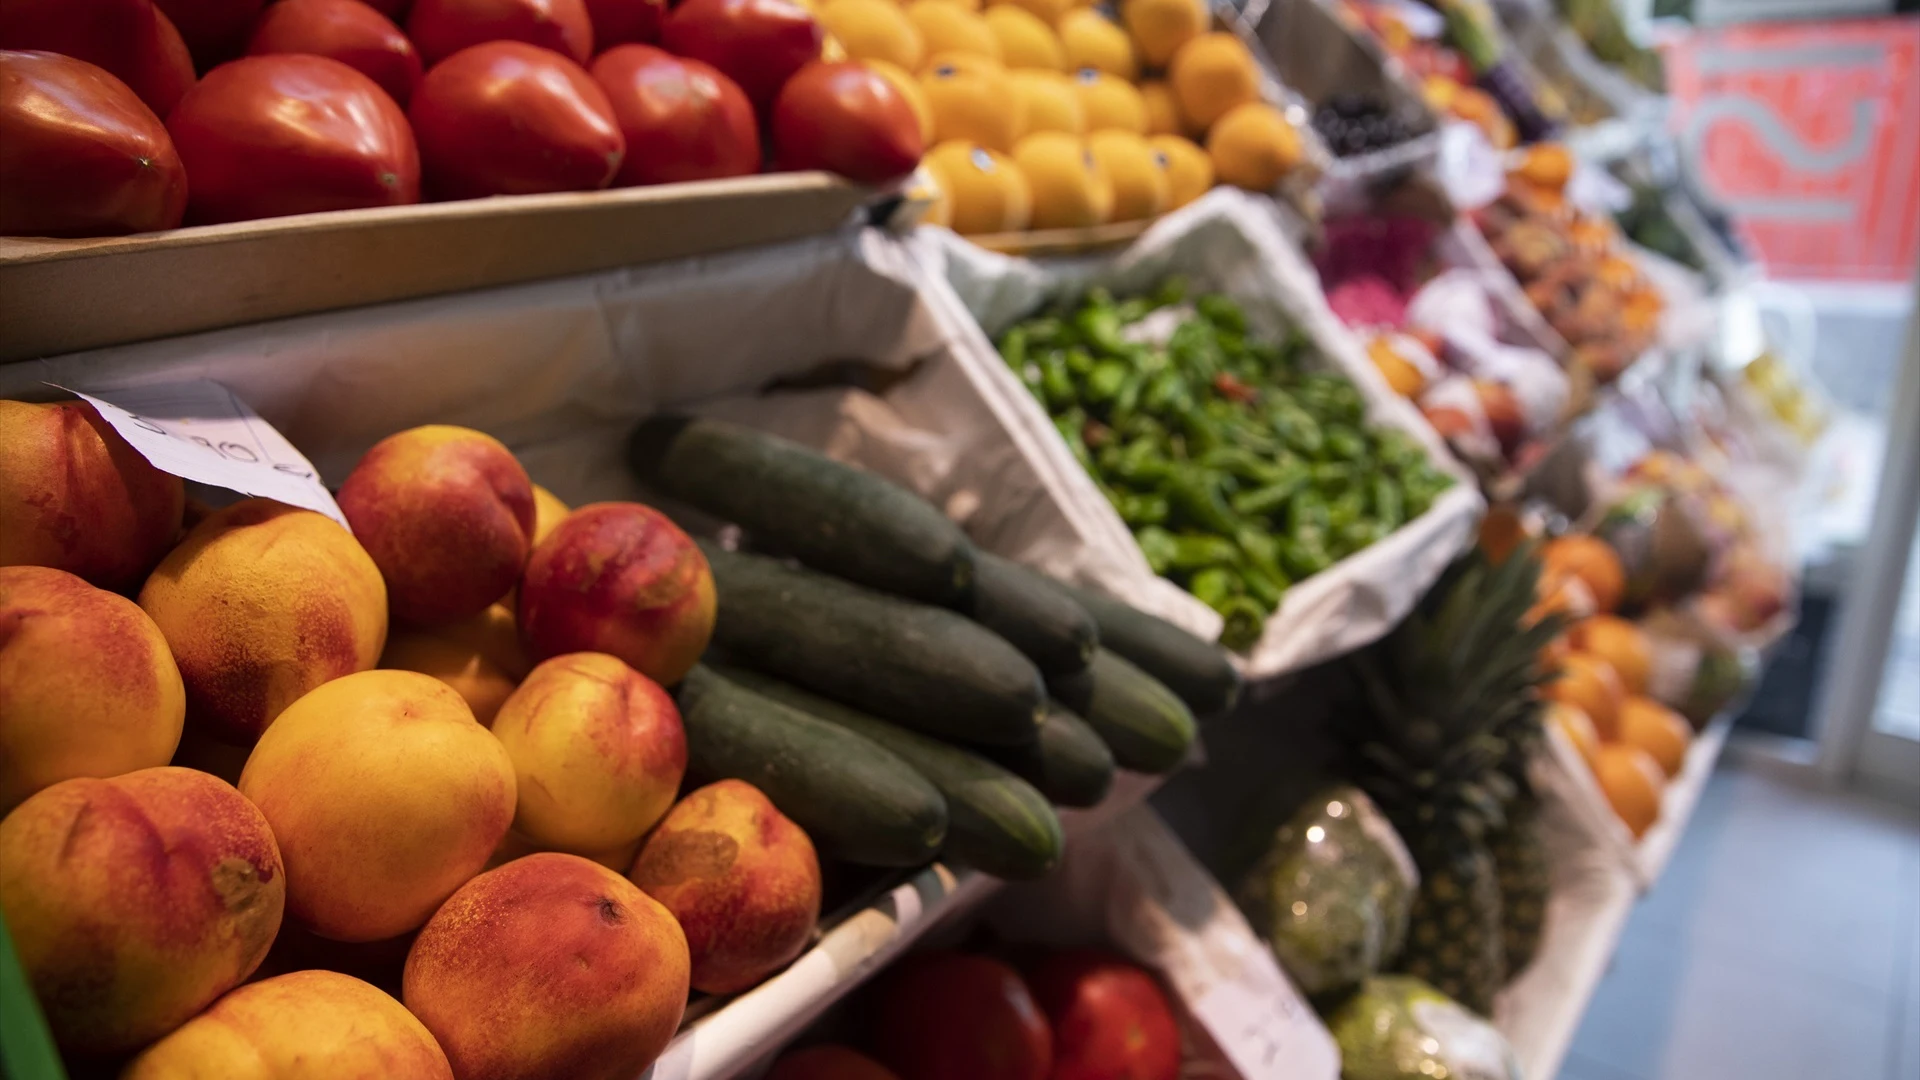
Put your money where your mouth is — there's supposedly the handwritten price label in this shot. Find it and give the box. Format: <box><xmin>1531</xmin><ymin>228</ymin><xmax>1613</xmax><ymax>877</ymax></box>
<box><xmin>61</xmin><ymin>381</ymin><xmax>348</xmax><ymax>529</ymax></box>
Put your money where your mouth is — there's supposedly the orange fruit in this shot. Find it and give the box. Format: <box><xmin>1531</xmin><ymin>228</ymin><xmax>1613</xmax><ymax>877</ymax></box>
<box><xmin>983</xmin><ymin>4</ymin><xmax>1065</xmax><ymax>70</ymax></box>
<box><xmin>922</xmin><ymin>140</ymin><xmax>1032</xmax><ymax>234</ymax></box>
<box><xmin>1205</xmin><ymin>101</ymin><xmax>1299</xmax><ymax>191</ymax></box>
<box><xmin>1070</xmin><ymin>68</ymin><xmax>1148</xmax><ymax>134</ymax></box>
<box><xmin>1594</xmin><ymin>743</ymin><xmax>1664</xmax><ymax>838</ymax></box>
<box><xmin>1478</xmin><ymin>503</ymin><xmax>1527</xmax><ymax>564</ymax></box>
<box><xmin>1121</xmin><ymin>0</ymin><xmax>1204</xmax><ymax>68</ymax></box>
<box><xmin>821</xmin><ymin>0</ymin><xmax>926</xmax><ymax>70</ymax></box>
<box><xmin>1548</xmin><ymin>701</ymin><xmax>1600</xmax><ymax>769</ymax></box>
<box><xmin>1168</xmin><ymin>31</ymin><xmax>1258</xmax><ymax>131</ymax></box>
<box><xmin>1618</xmin><ymin>695</ymin><xmax>1692</xmax><ymax>777</ymax></box>
<box><xmin>1057</xmin><ymin>9</ymin><xmax>1137</xmax><ymax>80</ymax></box>
<box><xmin>906</xmin><ymin>1</ymin><xmax>1002</xmax><ymax>63</ymax></box>
<box><xmin>1511</xmin><ymin>141</ymin><xmax>1572</xmax><ymax>191</ymax></box>
<box><xmin>1086</xmin><ymin>129</ymin><xmax>1167</xmax><ymax>221</ymax></box>
<box><xmin>1011</xmin><ymin>130</ymin><xmax>1113</xmax><ymax>228</ymax></box>
<box><xmin>1569</xmin><ymin>614</ymin><xmax>1651</xmax><ymax>694</ymax></box>
<box><xmin>1138</xmin><ymin>78</ymin><xmax>1182</xmax><ymax>136</ymax></box>
<box><xmin>1541</xmin><ymin>535</ymin><xmax>1625</xmax><ymax>614</ymax></box>
<box><xmin>1146</xmin><ymin>133</ymin><xmax>1211</xmax><ymax>209</ymax></box>
<box><xmin>1547</xmin><ymin>651</ymin><xmax>1624</xmax><ymax>740</ymax></box>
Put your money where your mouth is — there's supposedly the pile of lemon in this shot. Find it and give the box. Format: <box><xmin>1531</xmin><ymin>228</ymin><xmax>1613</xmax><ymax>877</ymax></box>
<box><xmin>816</xmin><ymin>0</ymin><xmax>1308</xmax><ymax>235</ymax></box>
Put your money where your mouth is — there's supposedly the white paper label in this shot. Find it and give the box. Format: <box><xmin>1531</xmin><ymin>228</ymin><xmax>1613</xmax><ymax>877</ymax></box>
<box><xmin>60</xmin><ymin>381</ymin><xmax>347</xmax><ymax>528</ymax></box>
<box><xmin>1435</xmin><ymin>122</ymin><xmax>1507</xmax><ymax>212</ymax></box>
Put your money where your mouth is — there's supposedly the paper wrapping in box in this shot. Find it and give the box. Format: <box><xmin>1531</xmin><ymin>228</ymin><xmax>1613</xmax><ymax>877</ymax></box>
<box><xmin>0</xmin><ymin>227</ymin><xmax>1168</xmax><ymax>612</ymax></box>
<box><xmin>985</xmin><ymin>805</ymin><xmax>1340</xmax><ymax>1080</ymax></box>
<box><xmin>911</xmin><ymin>188</ymin><xmax>1484</xmax><ymax>677</ymax></box>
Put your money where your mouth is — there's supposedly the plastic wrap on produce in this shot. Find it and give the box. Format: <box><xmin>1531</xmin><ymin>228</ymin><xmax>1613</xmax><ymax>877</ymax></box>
<box><xmin>914</xmin><ymin>188</ymin><xmax>1484</xmax><ymax>676</ymax></box>
<box><xmin>0</xmin><ymin>228</ymin><xmax>1149</xmax><ymax>612</ymax></box>
<box><xmin>985</xmin><ymin>805</ymin><xmax>1341</xmax><ymax>1080</ymax></box>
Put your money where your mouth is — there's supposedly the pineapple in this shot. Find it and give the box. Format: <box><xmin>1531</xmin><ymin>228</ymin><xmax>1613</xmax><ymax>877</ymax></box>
<box><xmin>1488</xmin><ymin>790</ymin><xmax>1549</xmax><ymax>977</ymax></box>
<box><xmin>1347</xmin><ymin>547</ymin><xmax>1565</xmax><ymax>1015</ymax></box>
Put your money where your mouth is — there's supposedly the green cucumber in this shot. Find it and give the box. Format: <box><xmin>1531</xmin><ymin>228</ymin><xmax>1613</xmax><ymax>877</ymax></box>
<box><xmin>701</xmin><ymin>542</ymin><xmax>1045</xmax><ymax>747</ymax></box>
<box><xmin>963</xmin><ymin>552</ymin><xmax>1097</xmax><ymax>676</ymax></box>
<box><xmin>718</xmin><ymin>667</ymin><xmax>1064</xmax><ymax>881</ymax></box>
<box><xmin>676</xmin><ymin>665</ymin><xmax>948</xmax><ymax>867</ymax></box>
<box><xmin>629</xmin><ymin>415</ymin><xmax>975</xmax><ymax>605</ymax></box>
<box><xmin>1046</xmin><ymin>648</ymin><xmax>1197</xmax><ymax>774</ymax></box>
<box><xmin>1062</xmin><ymin>584</ymin><xmax>1244</xmax><ymax>716</ymax></box>
<box><xmin>989</xmin><ymin>701</ymin><xmax>1116</xmax><ymax>809</ymax></box>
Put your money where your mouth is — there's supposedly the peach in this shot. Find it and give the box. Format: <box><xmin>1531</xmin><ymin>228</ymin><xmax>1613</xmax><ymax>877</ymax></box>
<box><xmin>0</xmin><ymin>566</ymin><xmax>185</xmax><ymax>813</ymax></box>
<box><xmin>122</xmin><ymin>970</ymin><xmax>452</xmax><ymax>1079</ymax></box>
<box><xmin>404</xmin><ymin>852</ymin><xmax>690</xmax><ymax>1080</ymax></box>
<box><xmin>139</xmin><ymin>498</ymin><xmax>387</xmax><ymax>745</ymax></box>
<box><xmin>490</xmin><ymin>652</ymin><xmax>686</xmax><ymax>854</ymax></box>
<box><xmin>337</xmin><ymin>425</ymin><xmax>536</xmax><ymax>626</ymax></box>
<box><xmin>518</xmin><ymin>502</ymin><xmax>715</xmax><ymax>686</ymax></box>
<box><xmin>531</xmin><ymin>484</ymin><xmax>570</xmax><ymax>546</ymax></box>
<box><xmin>381</xmin><ymin>602</ymin><xmax>529</xmax><ymax>725</ymax></box>
<box><xmin>0</xmin><ymin>767</ymin><xmax>283</xmax><ymax>1056</ymax></box>
<box><xmin>238</xmin><ymin>670</ymin><xmax>517</xmax><ymax>942</ymax></box>
<box><xmin>628</xmin><ymin>779</ymin><xmax>820</xmax><ymax>994</ymax></box>
<box><xmin>0</xmin><ymin>399</ymin><xmax>184</xmax><ymax>592</ymax></box>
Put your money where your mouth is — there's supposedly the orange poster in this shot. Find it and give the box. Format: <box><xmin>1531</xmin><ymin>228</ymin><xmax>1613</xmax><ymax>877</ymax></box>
<box><xmin>1664</xmin><ymin>17</ymin><xmax>1920</xmax><ymax>282</ymax></box>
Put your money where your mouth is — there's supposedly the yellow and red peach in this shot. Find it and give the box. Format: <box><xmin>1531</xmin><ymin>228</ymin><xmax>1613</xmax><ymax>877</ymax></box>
<box><xmin>0</xmin><ymin>767</ymin><xmax>284</xmax><ymax>1056</ymax></box>
<box><xmin>139</xmin><ymin>498</ymin><xmax>387</xmax><ymax>745</ymax></box>
<box><xmin>530</xmin><ymin>484</ymin><xmax>570</xmax><ymax>546</ymax></box>
<box><xmin>404</xmin><ymin>852</ymin><xmax>690</xmax><ymax>1080</ymax></box>
<box><xmin>490</xmin><ymin>652</ymin><xmax>686</xmax><ymax>854</ymax></box>
<box><xmin>238</xmin><ymin>670</ymin><xmax>517</xmax><ymax>942</ymax></box>
<box><xmin>628</xmin><ymin>779</ymin><xmax>821</xmax><ymax>994</ymax></box>
<box><xmin>381</xmin><ymin>602</ymin><xmax>529</xmax><ymax>725</ymax></box>
<box><xmin>122</xmin><ymin>970</ymin><xmax>453</xmax><ymax>1080</ymax></box>
<box><xmin>0</xmin><ymin>566</ymin><xmax>185</xmax><ymax>813</ymax></box>
<box><xmin>337</xmin><ymin>425</ymin><xmax>536</xmax><ymax>626</ymax></box>
<box><xmin>517</xmin><ymin>502</ymin><xmax>714</xmax><ymax>686</ymax></box>
<box><xmin>0</xmin><ymin>398</ymin><xmax>184</xmax><ymax>592</ymax></box>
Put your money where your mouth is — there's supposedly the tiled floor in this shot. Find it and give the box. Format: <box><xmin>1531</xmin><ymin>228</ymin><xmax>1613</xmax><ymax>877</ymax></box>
<box><xmin>1562</xmin><ymin>762</ymin><xmax>1920</xmax><ymax>1080</ymax></box>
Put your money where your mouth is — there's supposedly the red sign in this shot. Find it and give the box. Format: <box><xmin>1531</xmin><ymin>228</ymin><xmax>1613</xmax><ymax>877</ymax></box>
<box><xmin>1663</xmin><ymin>17</ymin><xmax>1920</xmax><ymax>282</ymax></box>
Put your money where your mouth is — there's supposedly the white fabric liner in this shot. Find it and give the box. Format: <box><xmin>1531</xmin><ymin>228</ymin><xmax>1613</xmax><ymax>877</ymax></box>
<box><xmin>913</xmin><ymin>188</ymin><xmax>1485</xmax><ymax>677</ymax></box>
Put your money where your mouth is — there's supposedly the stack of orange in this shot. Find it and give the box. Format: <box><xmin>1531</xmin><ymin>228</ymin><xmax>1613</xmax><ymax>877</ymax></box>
<box><xmin>1536</xmin><ymin>536</ymin><xmax>1693</xmax><ymax>840</ymax></box>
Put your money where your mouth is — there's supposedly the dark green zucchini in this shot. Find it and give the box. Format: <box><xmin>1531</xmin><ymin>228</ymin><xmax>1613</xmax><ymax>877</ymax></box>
<box><xmin>962</xmin><ymin>552</ymin><xmax>1098</xmax><ymax>676</ymax></box>
<box><xmin>629</xmin><ymin>415</ymin><xmax>975</xmax><ymax>605</ymax></box>
<box><xmin>1062</xmin><ymin>583</ymin><xmax>1244</xmax><ymax>716</ymax></box>
<box><xmin>1047</xmin><ymin>648</ymin><xmax>1197</xmax><ymax>774</ymax></box>
<box><xmin>700</xmin><ymin>542</ymin><xmax>1045</xmax><ymax>747</ymax></box>
<box><xmin>989</xmin><ymin>701</ymin><xmax>1116</xmax><ymax>808</ymax></box>
<box><xmin>717</xmin><ymin>667</ymin><xmax>1064</xmax><ymax>880</ymax></box>
<box><xmin>675</xmin><ymin>665</ymin><xmax>948</xmax><ymax>867</ymax></box>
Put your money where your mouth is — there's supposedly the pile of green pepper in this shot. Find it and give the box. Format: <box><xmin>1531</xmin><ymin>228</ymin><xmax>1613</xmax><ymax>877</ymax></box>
<box><xmin>996</xmin><ymin>281</ymin><xmax>1456</xmax><ymax>651</ymax></box>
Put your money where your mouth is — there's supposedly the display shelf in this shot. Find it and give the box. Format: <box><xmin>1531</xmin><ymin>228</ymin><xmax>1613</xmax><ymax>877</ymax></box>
<box><xmin>0</xmin><ymin>173</ymin><xmax>869</xmax><ymax>364</ymax></box>
<box><xmin>1635</xmin><ymin>712</ymin><xmax>1736</xmax><ymax>885</ymax></box>
<box><xmin>644</xmin><ymin>769</ymin><xmax>1166</xmax><ymax>1080</ymax></box>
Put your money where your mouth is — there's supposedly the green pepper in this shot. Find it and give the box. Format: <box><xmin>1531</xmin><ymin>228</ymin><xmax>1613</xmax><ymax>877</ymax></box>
<box><xmin>1235</xmin><ymin>527</ymin><xmax>1291</xmax><ymax>592</ymax></box>
<box><xmin>1188</xmin><ymin>566</ymin><xmax>1236</xmax><ymax>608</ymax></box>
<box><xmin>1075</xmin><ymin>304</ymin><xmax>1128</xmax><ymax>357</ymax></box>
<box><xmin>1267</xmin><ymin>399</ymin><xmax>1324</xmax><ymax>457</ymax></box>
<box><xmin>1086</xmin><ymin>359</ymin><xmax>1129</xmax><ymax>403</ymax></box>
<box><xmin>1165</xmin><ymin>465</ymin><xmax>1241</xmax><ymax>535</ymax></box>
<box><xmin>1214</xmin><ymin>595</ymin><xmax>1267</xmax><ymax>652</ymax></box>
<box><xmin>1308</xmin><ymin>462</ymin><xmax>1353</xmax><ymax>493</ymax></box>
<box><xmin>1142</xmin><ymin>368</ymin><xmax>1191</xmax><ymax>415</ymax></box>
<box><xmin>1039</xmin><ymin>353</ymin><xmax>1076</xmax><ymax>411</ymax></box>
<box><xmin>1231</xmin><ymin>474</ymin><xmax>1307</xmax><ymax>518</ymax></box>
<box><xmin>1323</xmin><ymin>426</ymin><xmax>1366</xmax><ymax>462</ymax></box>
<box><xmin>1239</xmin><ymin>561</ymin><xmax>1287</xmax><ymax>610</ymax></box>
<box><xmin>1114</xmin><ymin>296</ymin><xmax>1154</xmax><ymax>325</ymax></box>
<box><xmin>1199</xmin><ymin>446</ymin><xmax>1288</xmax><ymax>486</ymax></box>
<box><xmin>1110</xmin><ymin>437</ymin><xmax>1171</xmax><ymax>485</ymax></box>
<box><xmin>1371</xmin><ymin>475</ymin><xmax>1405</xmax><ymax>530</ymax></box>
<box><xmin>1196</xmin><ymin>294</ymin><xmax>1246</xmax><ymax>334</ymax></box>
<box><xmin>1280</xmin><ymin>532</ymin><xmax>1333</xmax><ymax>579</ymax></box>
<box><xmin>1327</xmin><ymin>490</ymin><xmax>1366</xmax><ymax>532</ymax></box>
<box><xmin>1135</xmin><ymin>526</ymin><xmax>1178</xmax><ymax>575</ymax></box>
<box><xmin>1177</xmin><ymin>408</ymin><xmax>1222</xmax><ymax>458</ymax></box>
<box><xmin>1288</xmin><ymin>489</ymin><xmax>1330</xmax><ymax>534</ymax></box>
<box><xmin>1150</xmin><ymin>276</ymin><xmax>1188</xmax><ymax>309</ymax></box>
<box><xmin>1169</xmin><ymin>532</ymin><xmax>1240</xmax><ymax>571</ymax></box>
<box><xmin>1065</xmin><ymin>346</ymin><xmax>1095</xmax><ymax>377</ymax></box>
<box><xmin>1337</xmin><ymin>520</ymin><xmax>1387</xmax><ymax>555</ymax></box>
<box><xmin>1116</xmin><ymin>491</ymin><xmax>1170</xmax><ymax>527</ymax></box>
<box><xmin>1054</xmin><ymin>408</ymin><xmax>1092</xmax><ymax>470</ymax></box>
<box><xmin>998</xmin><ymin>327</ymin><xmax>1028</xmax><ymax>371</ymax></box>
<box><xmin>1110</xmin><ymin>370</ymin><xmax>1146</xmax><ymax>427</ymax></box>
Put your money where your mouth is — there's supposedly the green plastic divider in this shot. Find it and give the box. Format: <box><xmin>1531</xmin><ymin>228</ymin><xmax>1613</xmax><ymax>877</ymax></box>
<box><xmin>0</xmin><ymin>908</ymin><xmax>64</xmax><ymax>1080</ymax></box>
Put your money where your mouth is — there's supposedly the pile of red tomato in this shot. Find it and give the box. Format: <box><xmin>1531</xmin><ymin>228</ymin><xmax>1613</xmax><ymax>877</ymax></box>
<box><xmin>0</xmin><ymin>0</ymin><xmax>925</xmax><ymax>238</ymax></box>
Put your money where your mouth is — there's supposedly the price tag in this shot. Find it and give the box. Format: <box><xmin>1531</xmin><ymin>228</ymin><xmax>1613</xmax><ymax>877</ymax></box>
<box><xmin>59</xmin><ymin>381</ymin><xmax>347</xmax><ymax>529</ymax></box>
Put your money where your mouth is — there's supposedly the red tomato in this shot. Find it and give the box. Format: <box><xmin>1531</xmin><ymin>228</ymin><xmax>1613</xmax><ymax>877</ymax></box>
<box><xmin>0</xmin><ymin>0</ymin><xmax>196</xmax><ymax>116</ymax></box>
<box><xmin>659</xmin><ymin>0</ymin><xmax>819</xmax><ymax>117</ymax></box>
<box><xmin>870</xmin><ymin>952</ymin><xmax>1053</xmax><ymax>1080</ymax></box>
<box><xmin>584</xmin><ymin>0</ymin><xmax>666</xmax><ymax>49</ymax></box>
<box><xmin>766</xmin><ymin>1045</ymin><xmax>902</xmax><ymax>1080</ymax></box>
<box><xmin>167</xmin><ymin>53</ymin><xmax>419</xmax><ymax>223</ymax></box>
<box><xmin>590</xmin><ymin>45</ymin><xmax>756</xmax><ymax>185</ymax></box>
<box><xmin>246</xmin><ymin>0</ymin><xmax>422</xmax><ymax>105</ymax></box>
<box><xmin>1025</xmin><ymin>950</ymin><xmax>1181</xmax><ymax>1080</ymax></box>
<box><xmin>0</xmin><ymin>51</ymin><xmax>187</xmax><ymax>237</ymax></box>
<box><xmin>771</xmin><ymin>61</ymin><xmax>919</xmax><ymax>185</ymax></box>
<box><xmin>406</xmin><ymin>0</ymin><xmax>594</xmax><ymax>67</ymax></box>
<box><xmin>409</xmin><ymin>41</ymin><xmax>623</xmax><ymax>198</ymax></box>
<box><xmin>153</xmin><ymin>0</ymin><xmax>264</xmax><ymax>68</ymax></box>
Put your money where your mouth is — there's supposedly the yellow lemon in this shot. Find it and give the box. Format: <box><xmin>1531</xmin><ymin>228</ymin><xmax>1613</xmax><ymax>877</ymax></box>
<box><xmin>1057</xmin><ymin>9</ymin><xmax>1137</xmax><ymax>80</ymax></box>
<box><xmin>906</xmin><ymin>1</ymin><xmax>1002</xmax><ymax>62</ymax></box>
<box><xmin>1086</xmin><ymin>129</ymin><xmax>1167</xmax><ymax>221</ymax></box>
<box><xmin>921</xmin><ymin>57</ymin><xmax>1026</xmax><ymax>150</ymax></box>
<box><xmin>1206</xmin><ymin>101</ymin><xmax>1300</xmax><ymax>190</ymax></box>
<box><xmin>1148</xmin><ymin>133</ymin><xmax>1212</xmax><ymax>208</ymax></box>
<box><xmin>1011</xmin><ymin>70</ymin><xmax>1086</xmax><ymax>134</ymax></box>
<box><xmin>1139</xmin><ymin>79</ymin><xmax>1181</xmax><ymax>135</ymax></box>
<box><xmin>1012</xmin><ymin>131</ymin><xmax>1114</xmax><ymax>229</ymax></box>
<box><xmin>1121</xmin><ymin>0</ymin><xmax>1204</xmax><ymax>67</ymax></box>
<box><xmin>868</xmin><ymin>59</ymin><xmax>936</xmax><ymax>144</ymax></box>
<box><xmin>821</xmin><ymin>0</ymin><xmax>925</xmax><ymax>69</ymax></box>
<box><xmin>986</xmin><ymin>0</ymin><xmax>1075</xmax><ymax>26</ymax></box>
<box><xmin>924</xmin><ymin>140</ymin><xmax>1033</xmax><ymax>234</ymax></box>
<box><xmin>1169</xmin><ymin>31</ymin><xmax>1259</xmax><ymax>131</ymax></box>
<box><xmin>984</xmin><ymin>5</ymin><xmax>1066</xmax><ymax>70</ymax></box>
<box><xmin>1071</xmin><ymin>68</ymin><xmax>1147</xmax><ymax>133</ymax></box>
